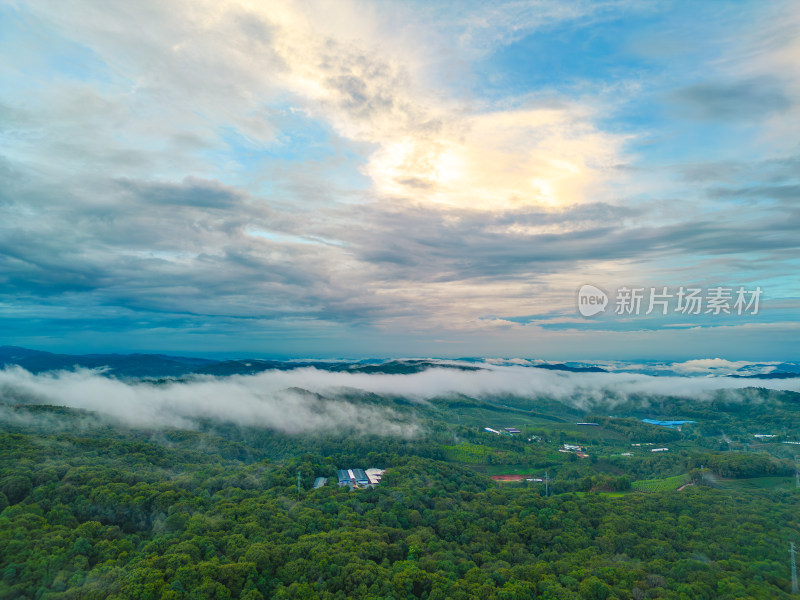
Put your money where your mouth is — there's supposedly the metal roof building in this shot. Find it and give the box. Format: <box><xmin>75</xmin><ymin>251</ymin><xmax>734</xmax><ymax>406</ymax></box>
<box><xmin>313</xmin><ymin>477</ymin><xmax>328</xmax><ymax>489</ymax></box>
<box><xmin>351</xmin><ymin>468</ymin><xmax>369</xmax><ymax>486</ymax></box>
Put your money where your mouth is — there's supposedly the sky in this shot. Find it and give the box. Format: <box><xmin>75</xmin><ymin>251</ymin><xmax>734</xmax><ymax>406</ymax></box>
<box><xmin>1</xmin><ymin>0</ymin><xmax>799</xmax><ymax>360</ymax></box>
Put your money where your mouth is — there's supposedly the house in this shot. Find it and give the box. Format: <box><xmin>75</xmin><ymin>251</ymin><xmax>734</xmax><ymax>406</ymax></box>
<box><xmin>313</xmin><ymin>477</ymin><xmax>328</xmax><ymax>489</ymax></box>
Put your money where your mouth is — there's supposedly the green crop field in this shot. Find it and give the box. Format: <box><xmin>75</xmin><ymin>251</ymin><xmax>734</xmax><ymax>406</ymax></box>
<box><xmin>480</xmin><ymin>464</ymin><xmax>537</xmax><ymax>476</ymax></box>
<box><xmin>631</xmin><ymin>473</ymin><xmax>691</xmax><ymax>492</ymax></box>
<box><xmin>442</xmin><ymin>442</ymin><xmax>500</xmax><ymax>463</ymax></box>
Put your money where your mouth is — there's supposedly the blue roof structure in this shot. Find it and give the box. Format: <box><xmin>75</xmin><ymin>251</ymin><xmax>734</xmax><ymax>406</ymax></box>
<box><xmin>642</xmin><ymin>419</ymin><xmax>696</xmax><ymax>429</ymax></box>
<box><xmin>351</xmin><ymin>468</ymin><xmax>369</xmax><ymax>485</ymax></box>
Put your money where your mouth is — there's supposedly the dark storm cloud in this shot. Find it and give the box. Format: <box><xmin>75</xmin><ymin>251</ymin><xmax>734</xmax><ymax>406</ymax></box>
<box><xmin>678</xmin><ymin>152</ymin><xmax>800</xmax><ymax>208</ymax></box>
<box><xmin>670</xmin><ymin>76</ymin><xmax>793</xmax><ymax>121</ymax></box>
<box><xmin>116</xmin><ymin>177</ymin><xmax>247</xmax><ymax>208</ymax></box>
<box><xmin>681</xmin><ymin>153</ymin><xmax>800</xmax><ymax>185</ymax></box>
<box><xmin>708</xmin><ymin>184</ymin><xmax>800</xmax><ymax>203</ymax></box>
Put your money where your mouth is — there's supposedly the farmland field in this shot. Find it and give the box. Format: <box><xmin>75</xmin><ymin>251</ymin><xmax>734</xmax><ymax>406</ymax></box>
<box><xmin>631</xmin><ymin>473</ymin><xmax>692</xmax><ymax>492</ymax></box>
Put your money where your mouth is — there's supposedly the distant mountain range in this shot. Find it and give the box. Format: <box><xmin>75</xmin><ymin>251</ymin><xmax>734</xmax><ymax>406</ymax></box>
<box><xmin>1</xmin><ymin>346</ymin><xmax>798</xmax><ymax>379</ymax></box>
<box><xmin>0</xmin><ymin>347</ymin><xmax>485</xmax><ymax>378</ymax></box>
<box><xmin>0</xmin><ymin>346</ymin><xmax>216</xmax><ymax>377</ymax></box>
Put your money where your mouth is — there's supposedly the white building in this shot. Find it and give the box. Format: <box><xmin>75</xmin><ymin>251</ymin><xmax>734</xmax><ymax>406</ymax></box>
<box><xmin>365</xmin><ymin>468</ymin><xmax>385</xmax><ymax>485</ymax></box>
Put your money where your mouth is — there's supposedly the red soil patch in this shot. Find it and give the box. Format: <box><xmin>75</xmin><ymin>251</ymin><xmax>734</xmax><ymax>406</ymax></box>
<box><xmin>491</xmin><ymin>475</ymin><xmax>527</xmax><ymax>481</ymax></box>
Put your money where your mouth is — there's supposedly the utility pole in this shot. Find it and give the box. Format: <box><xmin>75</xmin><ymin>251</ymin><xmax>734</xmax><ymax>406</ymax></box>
<box><xmin>545</xmin><ymin>471</ymin><xmax>549</xmax><ymax>498</ymax></box>
<box><xmin>297</xmin><ymin>469</ymin><xmax>302</xmax><ymax>496</ymax></box>
<box><xmin>795</xmin><ymin>456</ymin><xmax>799</xmax><ymax>489</ymax></box>
<box><xmin>791</xmin><ymin>542</ymin><xmax>798</xmax><ymax>595</ymax></box>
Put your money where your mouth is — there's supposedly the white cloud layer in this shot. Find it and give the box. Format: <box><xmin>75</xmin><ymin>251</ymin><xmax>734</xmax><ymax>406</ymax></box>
<box><xmin>0</xmin><ymin>367</ymin><xmax>417</xmax><ymax>434</ymax></box>
<box><xmin>670</xmin><ymin>358</ymin><xmax>773</xmax><ymax>375</ymax></box>
<box><xmin>1</xmin><ymin>364</ymin><xmax>798</xmax><ymax>432</ymax></box>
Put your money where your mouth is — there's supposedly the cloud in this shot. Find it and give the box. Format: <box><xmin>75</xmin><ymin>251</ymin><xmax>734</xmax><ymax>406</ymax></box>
<box><xmin>0</xmin><ymin>1</ymin><xmax>692</xmax><ymax>335</ymax></box>
<box><xmin>116</xmin><ymin>177</ymin><xmax>246</xmax><ymax>209</ymax></box>
<box><xmin>4</xmin><ymin>0</ymin><xmax>629</xmax><ymax>211</ymax></box>
<box><xmin>447</xmin><ymin>0</ymin><xmax>648</xmax><ymax>56</ymax></box>
<box><xmin>670</xmin><ymin>358</ymin><xmax>765</xmax><ymax>375</ymax></box>
<box><xmin>0</xmin><ymin>366</ymin><xmax>418</xmax><ymax>435</ymax></box>
<box><xmin>2</xmin><ymin>363</ymin><xmax>799</xmax><ymax>433</ymax></box>
<box><xmin>267</xmin><ymin>361</ymin><xmax>800</xmax><ymax>405</ymax></box>
<box><xmin>678</xmin><ymin>152</ymin><xmax>800</xmax><ymax>209</ymax></box>
<box><xmin>2</xmin><ymin>160</ymin><xmax>798</xmax><ymax>337</ymax></box>
<box><xmin>364</xmin><ymin>106</ymin><xmax>627</xmax><ymax>210</ymax></box>
<box><xmin>665</xmin><ymin>3</ymin><xmax>800</xmax><ymax>147</ymax></box>
<box><xmin>670</xmin><ymin>77</ymin><xmax>792</xmax><ymax>121</ymax></box>
<box><xmin>680</xmin><ymin>154</ymin><xmax>800</xmax><ymax>185</ymax></box>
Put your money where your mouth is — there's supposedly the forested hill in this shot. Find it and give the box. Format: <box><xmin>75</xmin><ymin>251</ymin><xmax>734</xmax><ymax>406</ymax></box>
<box><xmin>5</xmin><ymin>347</ymin><xmax>800</xmax><ymax>381</ymax></box>
<box><xmin>2</xmin><ymin>356</ymin><xmax>800</xmax><ymax>598</ymax></box>
<box><xmin>1</xmin><ymin>398</ymin><xmax>799</xmax><ymax>599</ymax></box>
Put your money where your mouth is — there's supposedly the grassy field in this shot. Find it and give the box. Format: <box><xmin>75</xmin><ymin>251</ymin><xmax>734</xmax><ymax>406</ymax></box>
<box><xmin>631</xmin><ymin>473</ymin><xmax>691</xmax><ymax>492</ymax></box>
<box><xmin>440</xmin><ymin>405</ymin><xmax>572</xmax><ymax>429</ymax></box>
<box><xmin>442</xmin><ymin>443</ymin><xmax>498</xmax><ymax>463</ymax></box>
<box><xmin>478</xmin><ymin>464</ymin><xmax>540</xmax><ymax>476</ymax></box>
